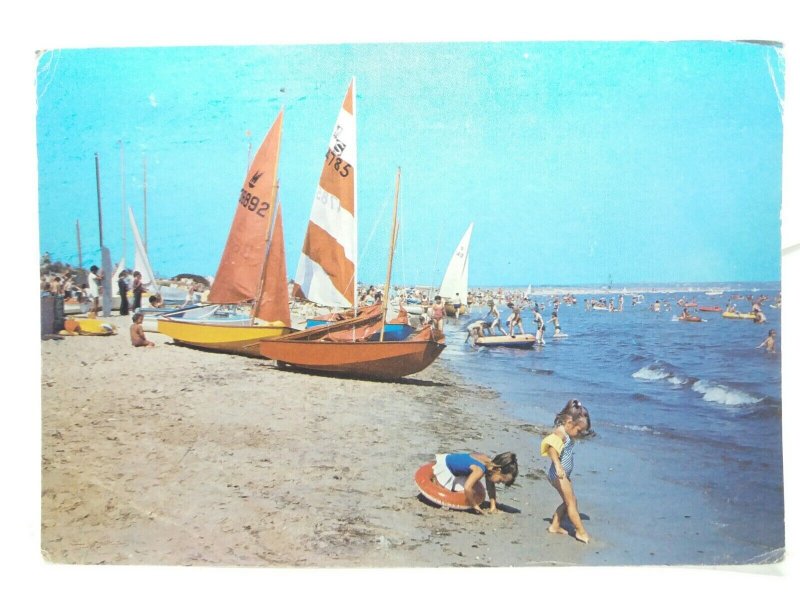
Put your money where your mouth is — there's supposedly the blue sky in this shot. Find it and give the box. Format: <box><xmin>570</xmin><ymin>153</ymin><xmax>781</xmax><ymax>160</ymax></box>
<box><xmin>36</xmin><ymin>41</ymin><xmax>784</xmax><ymax>286</ymax></box>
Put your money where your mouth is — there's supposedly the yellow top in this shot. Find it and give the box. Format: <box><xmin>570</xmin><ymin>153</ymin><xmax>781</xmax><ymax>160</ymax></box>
<box><xmin>541</xmin><ymin>433</ymin><xmax>564</xmax><ymax>457</ymax></box>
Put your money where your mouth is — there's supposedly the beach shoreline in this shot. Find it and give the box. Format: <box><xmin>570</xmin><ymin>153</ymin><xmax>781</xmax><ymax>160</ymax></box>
<box><xmin>41</xmin><ymin>314</ymin><xmax>599</xmax><ymax>567</ymax></box>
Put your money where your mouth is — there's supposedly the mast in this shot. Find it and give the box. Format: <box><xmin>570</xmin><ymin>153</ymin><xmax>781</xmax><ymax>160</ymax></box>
<box><xmin>249</xmin><ymin>112</ymin><xmax>284</xmax><ymax>322</ymax></box>
<box><xmin>142</xmin><ymin>155</ymin><xmax>148</xmax><ymax>253</ymax></box>
<box><xmin>76</xmin><ymin>219</ymin><xmax>82</xmax><ymax>270</ymax></box>
<box><xmin>119</xmin><ymin>140</ymin><xmax>126</xmax><ymax>264</ymax></box>
<box><xmin>95</xmin><ymin>153</ymin><xmax>104</xmax><ymax>248</ymax></box>
<box><xmin>379</xmin><ymin>167</ymin><xmax>401</xmax><ymax>342</ymax></box>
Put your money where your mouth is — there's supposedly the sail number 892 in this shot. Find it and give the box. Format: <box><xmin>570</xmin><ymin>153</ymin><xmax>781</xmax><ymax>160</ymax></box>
<box><xmin>238</xmin><ymin>188</ymin><xmax>270</xmax><ymax>217</ymax></box>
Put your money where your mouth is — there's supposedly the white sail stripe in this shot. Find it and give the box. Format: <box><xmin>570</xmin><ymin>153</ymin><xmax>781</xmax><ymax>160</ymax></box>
<box><xmin>294</xmin><ymin>254</ymin><xmax>352</xmax><ymax>308</ymax></box>
<box><xmin>308</xmin><ymin>186</ymin><xmax>357</xmax><ymax>264</ymax></box>
<box><xmin>327</xmin><ymin>108</ymin><xmax>356</xmax><ymax>166</ymax></box>
<box><xmin>129</xmin><ymin>207</ymin><xmax>157</xmax><ymax>287</ymax></box>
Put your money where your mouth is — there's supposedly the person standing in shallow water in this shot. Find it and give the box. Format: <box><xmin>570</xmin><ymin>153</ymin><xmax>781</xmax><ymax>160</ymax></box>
<box><xmin>541</xmin><ymin>399</ymin><xmax>592</xmax><ymax>543</ymax></box>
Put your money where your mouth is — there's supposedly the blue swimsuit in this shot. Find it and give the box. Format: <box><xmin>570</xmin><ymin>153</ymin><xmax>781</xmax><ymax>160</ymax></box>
<box><xmin>445</xmin><ymin>453</ymin><xmax>487</xmax><ymax>477</ymax></box>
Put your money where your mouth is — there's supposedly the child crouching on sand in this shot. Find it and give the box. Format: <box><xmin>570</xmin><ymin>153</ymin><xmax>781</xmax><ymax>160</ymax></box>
<box><xmin>541</xmin><ymin>399</ymin><xmax>592</xmax><ymax>543</ymax></box>
<box><xmin>130</xmin><ymin>313</ymin><xmax>154</xmax><ymax>348</ymax></box>
<box><xmin>433</xmin><ymin>452</ymin><xmax>518</xmax><ymax>514</ymax></box>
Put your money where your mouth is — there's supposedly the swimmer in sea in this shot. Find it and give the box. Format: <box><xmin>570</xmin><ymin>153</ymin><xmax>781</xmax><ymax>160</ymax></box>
<box><xmin>757</xmin><ymin>329</ymin><xmax>777</xmax><ymax>352</ymax></box>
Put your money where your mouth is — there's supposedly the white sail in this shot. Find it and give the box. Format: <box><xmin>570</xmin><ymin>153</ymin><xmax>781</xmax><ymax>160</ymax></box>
<box><xmin>439</xmin><ymin>223</ymin><xmax>473</xmax><ymax>302</ymax></box>
<box><xmin>111</xmin><ymin>258</ymin><xmax>126</xmax><ymax>297</ymax></box>
<box><xmin>128</xmin><ymin>207</ymin><xmax>157</xmax><ymax>289</ymax></box>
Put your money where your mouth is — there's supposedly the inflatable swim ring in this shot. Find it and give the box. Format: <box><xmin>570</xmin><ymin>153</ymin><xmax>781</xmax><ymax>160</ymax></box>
<box><xmin>414</xmin><ymin>461</ymin><xmax>486</xmax><ymax>511</ymax></box>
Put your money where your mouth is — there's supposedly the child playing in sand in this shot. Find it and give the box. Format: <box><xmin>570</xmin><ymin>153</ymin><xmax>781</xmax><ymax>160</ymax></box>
<box><xmin>130</xmin><ymin>313</ymin><xmax>154</xmax><ymax>348</ymax></box>
<box><xmin>432</xmin><ymin>451</ymin><xmax>518</xmax><ymax>514</ymax></box>
<box><xmin>541</xmin><ymin>399</ymin><xmax>592</xmax><ymax>543</ymax></box>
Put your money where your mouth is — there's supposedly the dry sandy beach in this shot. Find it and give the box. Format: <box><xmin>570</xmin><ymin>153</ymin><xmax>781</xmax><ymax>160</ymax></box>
<box><xmin>40</xmin><ymin>314</ymin><xmax>601</xmax><ymax>568</ymax></box>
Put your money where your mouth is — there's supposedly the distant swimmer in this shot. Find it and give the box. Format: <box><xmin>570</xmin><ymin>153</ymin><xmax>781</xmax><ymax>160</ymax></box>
<box><xmin>757</xmin><ymin>329</ymin><xmax>777</xmax><ymax>353</ymax></box>
<box><xmin>652</xmin><ymin>300</ymin><xmax>661</xmax><ymax>312</ymax></box>
<box><xmin>753</xmin><ymin>307</ymin><xmax>767</xmax><ymax>324</ymax></box>
<box><xmin>548</xmin><ymin>311</ymin><xmax>562</xmax><ymax>337</ymax></box>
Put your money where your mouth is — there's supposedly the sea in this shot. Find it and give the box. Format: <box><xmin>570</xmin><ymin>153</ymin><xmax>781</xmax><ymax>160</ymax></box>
<box><xmin>436</xmin><ymin>283</ymin><xmax>783</xmax><ymax>566</ymax></box>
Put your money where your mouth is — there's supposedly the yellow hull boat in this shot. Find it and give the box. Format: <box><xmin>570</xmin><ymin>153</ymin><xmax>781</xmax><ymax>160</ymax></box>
<box><xmin>157</xmin><ymin>318</ymin><xmax>294</xmax><ymax>357</ymax></box>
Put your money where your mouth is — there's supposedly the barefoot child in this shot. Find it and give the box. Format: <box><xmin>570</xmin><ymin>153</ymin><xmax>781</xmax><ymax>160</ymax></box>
<box><xmin>432</xmin><ymin>451</ymin><xmax>519</xmax><ymax>514</ymax></box>
<box><xmin>541</xmin><ymin>400</ymin><xmax>592</xmax><ymax>543</ymax></box>
<box><xmin>130</xmin><ymin>313</ymin><xmax>154</xmax><ymax>347</ymax></box>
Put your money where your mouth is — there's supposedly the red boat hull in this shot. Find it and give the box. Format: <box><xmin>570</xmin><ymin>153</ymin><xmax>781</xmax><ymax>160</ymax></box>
<box><xmin>259</xmin><ymin>326</ymin><xmax>445</xmax><ymax>380</ymax></box>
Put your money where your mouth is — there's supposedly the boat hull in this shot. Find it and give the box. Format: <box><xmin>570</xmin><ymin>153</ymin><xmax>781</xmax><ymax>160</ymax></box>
<box><xmin>258</xmin><ymin>334</ymin><xmax>446</xmax><ymax>380</ymax></box>
<box><xmin>158</xmin><ymin>318</ymin><xmax>294</xmax><ymax>357</ymax></box>
<box><xmin>722</xmin><ymin>312</ymin><xmax>756</xmax><ymax>320</ymax></box>
<box><xmin>475</xmin><ymin>334</ymin><xmax>538</xmax><ymax>348</ymax></box>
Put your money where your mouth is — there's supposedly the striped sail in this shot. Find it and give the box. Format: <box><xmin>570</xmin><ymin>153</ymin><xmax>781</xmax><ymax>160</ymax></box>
<box><xmin>439</xmin><ymin>223</ymin><xmax>473</xmax><ymax>302</ymax></box>
<box><xmin>293</xmin><ymin>79</ymin><xmax>357</xmax><ymax>308</ymax></box>
<box><xmin>208</xmin><ymin>110</ymin><xmax>283</xmax><ymax>305</ymax></box>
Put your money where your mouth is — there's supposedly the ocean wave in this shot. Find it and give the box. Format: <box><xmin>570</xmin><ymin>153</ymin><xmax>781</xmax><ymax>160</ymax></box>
<box><xmin>633</xmin><ymin>363</ymin><xmax>767</xmax><ymax>408</ymax></box>
<box><xmin>620</xmin><ymin>424</ymin><xmax>660</xmax><ymax>434</ymax></box>
<box><xmin>691</xmin><ymin>380</ymin><xmax>764</xmax><ymax>406</ymax></box>
<box><xmin>632</xmin><ymin>363</ymin><xmax>685</xmax><ymax>386</ymax></box>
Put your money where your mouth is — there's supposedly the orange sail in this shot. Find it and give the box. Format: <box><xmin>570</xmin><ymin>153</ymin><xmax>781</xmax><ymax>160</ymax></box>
<box><xmin>208</xmin><ymin>110</ymin><xmax>283</xmax><ymax>304</ymax></box>
<box><xmin>253</xmin><ymin>202</ymin><xmax>291</xmax><ymax>325</ymax></box>
<box><xmin>293</xmin><ymin>79</ymin><xmax>357</xmax><ymax>308</ymax></box>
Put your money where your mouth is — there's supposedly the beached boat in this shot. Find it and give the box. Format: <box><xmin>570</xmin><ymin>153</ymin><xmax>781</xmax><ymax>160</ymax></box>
<box><xmin>158</xmin><ymin>111</ymin><xmax>294</xmax><ymax>356</ymax></box>
<box><xmin>260</xmin><ymin>322</ymin><xmax>445</xmax><ymax>380</ymax></box>
<box><xmin>440</xmin><ymin>223</ymin><xmax>473</xmax><ymax>316</ymax></box>
<box><xmin>261</xmin><ymin>164</ymin><xmax>445</xmax><ymax>379</ymax></box>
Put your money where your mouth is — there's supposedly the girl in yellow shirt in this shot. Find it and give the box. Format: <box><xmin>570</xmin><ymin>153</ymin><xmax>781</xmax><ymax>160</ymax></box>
<box><xmin>541</xmin><ymin>399</ymin><xmax>592</xmax><ymax>543</ymax></box>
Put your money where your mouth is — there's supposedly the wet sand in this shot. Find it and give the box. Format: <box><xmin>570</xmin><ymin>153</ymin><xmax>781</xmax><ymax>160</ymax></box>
<box><xmin>40</xmin><ymin>314</ymin><xmax>599</xmax><ymax>567</ymax></box>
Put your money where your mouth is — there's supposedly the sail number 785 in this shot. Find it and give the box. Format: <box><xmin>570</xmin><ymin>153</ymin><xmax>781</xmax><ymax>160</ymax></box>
<box><xmin>325</xmin><ymin>149</ymin><xmax>351</xmax><ymax>178</ymax></box>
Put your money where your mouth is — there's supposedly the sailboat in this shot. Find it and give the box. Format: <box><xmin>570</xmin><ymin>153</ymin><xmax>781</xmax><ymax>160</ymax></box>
<box><xmin>259</xmin><ymin>168</ymin><xmax>446</xmax><ymax>380</ymax></box>
<box><xmin>291</xmin><ymin>78</ymin><xmax>413</xmax><ymax>341</ymax></box>
<box><xmin>158</xmin><ymin>110</ymin><xmax>295</xmax><ymax>357</ymax></box>
<box><xmin>439</xmin><ymin>223</ymin><xmax>473</xmax><ymax>316</ymax></box>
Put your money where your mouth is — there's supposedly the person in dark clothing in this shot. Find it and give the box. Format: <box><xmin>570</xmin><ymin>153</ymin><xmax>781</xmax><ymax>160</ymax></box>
<box><xmin>118</xmin><ymin>270</ymin><xmax>130</xmax><ymax>316</ymax></box>
<box><xmin>131</xmin><ymin>271</ymin><xmax>145</xmax><ymax>312</ymax></box>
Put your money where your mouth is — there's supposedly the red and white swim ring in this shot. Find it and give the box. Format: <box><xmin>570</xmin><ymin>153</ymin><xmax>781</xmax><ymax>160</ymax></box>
<box><xmin>414</xmin><ymin>461</ymin><xmax>486</xmax><ymax>510</ymax></box>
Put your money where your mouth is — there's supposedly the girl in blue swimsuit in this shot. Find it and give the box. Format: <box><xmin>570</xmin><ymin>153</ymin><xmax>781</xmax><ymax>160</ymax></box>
<box><xmin>434</xmin><ymin>451</ymin><xmax>518</xmax><ymax>514</ymax></box>
<box><xmin>541</xmin><ymin>400</ymin><xmax>592</xmax><ymax>543</ymax></box>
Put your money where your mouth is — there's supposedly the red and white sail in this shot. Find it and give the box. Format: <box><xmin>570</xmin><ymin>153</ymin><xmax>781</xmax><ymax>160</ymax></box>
<box><xmin>293</xmin><ymin>79</ymin><xmax>357</xmax><ymax>308</ymax></box>
<box><xmin>208</xmin><ymin>110</ymin><xmax>283</xmax><ymax>305</ymax></box>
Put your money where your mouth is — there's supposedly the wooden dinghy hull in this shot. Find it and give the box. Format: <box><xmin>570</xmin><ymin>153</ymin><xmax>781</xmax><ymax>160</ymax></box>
<box><xmin>157</xmin><ymin>318</ymin><xmax>294</xmax><ymax>357</ymax></box>
<box><xmin>258</xmin><ymin>326</ymin><xmax>446</xmax><ymax>380</ymax></box>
